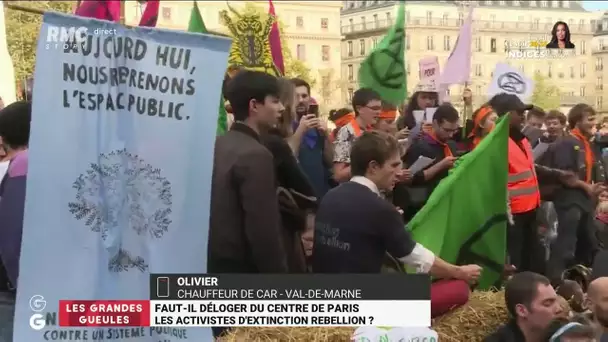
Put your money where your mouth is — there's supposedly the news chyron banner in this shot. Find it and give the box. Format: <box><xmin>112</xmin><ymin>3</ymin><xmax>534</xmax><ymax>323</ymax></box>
<box><xmin>54</xmin><ymin>274</ymin><xmax>431</xmax><ymax>328</ymax></box>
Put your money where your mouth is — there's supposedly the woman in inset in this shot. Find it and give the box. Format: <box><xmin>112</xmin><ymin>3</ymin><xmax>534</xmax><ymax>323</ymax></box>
<box><xmin>546</xmin><ymin>21</ymin><xmax>575</xmax><ymax>49</ymax></box>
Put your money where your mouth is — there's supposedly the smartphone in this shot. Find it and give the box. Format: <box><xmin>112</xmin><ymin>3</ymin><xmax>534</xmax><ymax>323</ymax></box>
<box><xmin>308</xmin><ymin>104</ymin><xmax>319</xmax><ymax>117</ymax></box>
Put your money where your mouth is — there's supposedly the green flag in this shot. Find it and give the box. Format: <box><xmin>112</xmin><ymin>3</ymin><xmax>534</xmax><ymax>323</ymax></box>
<box><xmin>408</xmin><ymin>116</ymin><xmax>510</xmax><ymax>290</ymax></box>
<box><xmin>358</xmin><ymin>1</ymin><xmax>406</xmax><ymax>105</ymax></box>
<box><xmin>187</xmin><ymin>1</ymin><xmax>227</xmax><ymax>135</ymax></box>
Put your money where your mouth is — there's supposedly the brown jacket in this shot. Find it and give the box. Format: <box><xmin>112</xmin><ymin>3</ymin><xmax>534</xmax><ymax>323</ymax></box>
<box><xmin>208</xmin><ymin>123</ymin><xmax>288</xmax><ymax>273</ymax></box>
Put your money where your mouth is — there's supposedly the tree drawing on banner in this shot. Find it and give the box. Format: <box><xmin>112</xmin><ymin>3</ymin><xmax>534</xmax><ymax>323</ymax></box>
<box><xmin>530</xmin><ymin>71</ymin><xmax>561</xmax><ymax>110</ymax></box>
<box><xmin>5</xmin><ymin>1</ymin><xmax>73</xmax><ymax>83</ymax></box>
<box><xmin>222</xmin><ymin>3</ymin><xmax>316</xmax><ymax>88</ymax></box>
<box><xmin>68</xmin><ymin>149</ymin><xmax>173</xmax><ymax>273</ymax></box>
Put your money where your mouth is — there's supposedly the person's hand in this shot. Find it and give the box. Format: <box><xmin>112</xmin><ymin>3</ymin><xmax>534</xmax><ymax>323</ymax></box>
<box><xmin>396</xmin><ymin>128</ymin><xmax>410</xmax><ymax>139</ymax></box>
<box><xmin>456</xmin><ymin>264</ymin><xmax>482</xmax><ymax>283</ymax></box>
<box><xmin>581</xmin><ymin>183</ymin><xmax>606</xmax><ymax>198</ymax></box>
<box><xmin>396</xmin><ymin>169</ymin><xmax>413</xmax><ymax>183</ymax></box>
<box><xmin>437</xmin><ymin>156</ymin><xmax>458</xmax><ymax>170</ymax></box>
<box><xmin>503</xmin><ymin>264</ymin><xmax>517</xmax><ymax>280</ymax></box>
<box><xmin>296</xmin><ymin>114</ymin><xmax>319</xmax><ymax>134</ymax></box>
<box><xmin>395</xmin><ymin>206</ymin><xmax>404</xmax><ymax>215</ymax></box>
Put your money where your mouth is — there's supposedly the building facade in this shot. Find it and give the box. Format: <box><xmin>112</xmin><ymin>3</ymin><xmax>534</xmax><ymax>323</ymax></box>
<box><xmin>125</xmin><ymin>1</ymin><xmax>343</xmax><ymax>110</ymax></box>
<box><xmin>592</xmin><ymin>11</ymin><xmax>608</xmax><ymax>114</ymax></box>
<box><xmin>341</xmin><ymin>0</ymin><xmax>599</xmax><ymax>109</ymax></box>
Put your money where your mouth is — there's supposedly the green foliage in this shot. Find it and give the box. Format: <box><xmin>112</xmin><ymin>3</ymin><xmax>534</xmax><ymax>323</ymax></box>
<box><xmin>226</xmin><ymin>3</ymin><xmax>315</xmax><ymax>88</ymax></box>
<box><xmin>5</xmin><ymin>1</ymin><xmax>73</xmax><ymax>83</ymax></box>
<box><xmin>530</xmin><ymin>71</ymin><xmax>561</xmax><ymax>111</ymax></box>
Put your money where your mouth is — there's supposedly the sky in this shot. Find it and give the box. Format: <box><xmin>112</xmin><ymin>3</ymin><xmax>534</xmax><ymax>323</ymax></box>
<box><xmin>583</xmin><ymin>1</ymin><xmax>608</xmax><ymax>11</ymax></box>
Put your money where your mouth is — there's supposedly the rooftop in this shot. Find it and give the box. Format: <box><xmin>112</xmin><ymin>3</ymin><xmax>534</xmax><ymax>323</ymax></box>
<box><xmin>341</xmin><ymin>0</ymin><xmax>587</xmax><ymax>14</ymax></box>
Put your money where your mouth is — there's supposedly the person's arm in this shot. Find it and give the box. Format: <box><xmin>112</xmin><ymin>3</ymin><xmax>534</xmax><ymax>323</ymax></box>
<box><xmin>322</xmin><ymin>134</ymin><xmax>333</xmax><ymax>166</ymax></box>
<box><xmin>380</xmin><ymin>206</ymin><xmax>471</xmax><ymax>280</ymax></box>
<box><xmin>332</xmin><ymin>128</ymin><xmax>352</xmax><ymax>182</ymax></box>
<box><xmin>404</xmin><ymin>143</ymin><xmax>447</xmax><ymax>186</ymax></box>
<box><xmin>235</xmin><ymin>149</ymin><xmax>288</xmax><ymax>273</ymax></box>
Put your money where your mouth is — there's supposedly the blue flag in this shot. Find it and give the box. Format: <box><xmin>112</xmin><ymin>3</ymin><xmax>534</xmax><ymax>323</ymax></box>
<box><xmin>13</xmin><ymin>12</ymin><xmax>231</xmax><ymax>341</ymax></box>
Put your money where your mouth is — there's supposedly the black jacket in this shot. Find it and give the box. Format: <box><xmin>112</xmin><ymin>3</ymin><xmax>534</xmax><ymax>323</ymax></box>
<box><xmin>483</xmin><ymin>320</ymin><xmax>525</xmax><ymax>342</ymax></box>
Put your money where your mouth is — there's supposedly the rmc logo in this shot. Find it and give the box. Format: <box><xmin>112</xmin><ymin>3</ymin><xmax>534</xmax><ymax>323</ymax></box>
<box><xmin>45</xmin><ymin>25</ymin><xmax>88</xmax><ymax>49</ymax></box>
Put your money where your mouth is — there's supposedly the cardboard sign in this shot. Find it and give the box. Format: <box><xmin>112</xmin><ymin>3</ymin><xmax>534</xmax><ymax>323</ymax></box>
<box><xmin>419</xmin><ymin>56</ymin><xmax>440</xmax><ymax>88</ymax></box>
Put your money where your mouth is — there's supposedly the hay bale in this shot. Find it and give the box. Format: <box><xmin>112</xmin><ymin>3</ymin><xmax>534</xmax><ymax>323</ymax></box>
<box><xmin>220</xmin><ymin>327</ymin><xmax>354</xmax><ymax>341</ymax></box>
<box><xmin>223</xmin><ymin>290</ymin><xmax>560</xmax><ymax>341</ymax></box>
<box><xmin>432</xmin><ymin>290</ymin><xmax>508</xmax><ymax>342</ymax></box>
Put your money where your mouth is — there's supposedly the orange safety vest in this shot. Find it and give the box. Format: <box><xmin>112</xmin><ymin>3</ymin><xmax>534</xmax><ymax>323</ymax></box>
<box><xmin>508</xmin><ymin>138</ymin><xmax>541</xmax><ymax>214</ymax></box>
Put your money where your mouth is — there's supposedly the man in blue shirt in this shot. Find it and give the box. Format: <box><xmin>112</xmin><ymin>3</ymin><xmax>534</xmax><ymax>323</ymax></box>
<box><xmin>291</xmin><ymin>78</ymin><xmax>333</xmax><ymax>199</ymax></box>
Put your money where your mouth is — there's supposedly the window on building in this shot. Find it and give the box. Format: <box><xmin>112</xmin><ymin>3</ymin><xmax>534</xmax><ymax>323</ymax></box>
<box><xmin>513</xmin><ymin>0</ymin><xmax>520</xmax><ymax>6</ymax></box>
<box><xmin>499</xmin><ymin>0</ymin><xmax>506</xmax><ymax>5</ymax></box>
<box><xmin>570</xmin><ymin>66</ymin><xmax>575</xmax><ymax>78</ymax></box>
<box><xmin>359</xmin><ymin>39</ymin><xmax>365</xmax><ymax>55</ymax></box>
<box><xmin>348</xmin><ymin>65</ymin><xmax>354</xmax><ymax>81</ymax></box>
<box><xmin>426</xmin><ymin>11</ymin><xmax>432</xmax><ymax>25</ymax></box>
<box><xmin>386</xmin><ymin>12</ymin><xmax>391</xmax><ymax>23</ymax></box>
<box><xmin>597</xmin><ymin>57</ymin><xmax>604</xmax><ymax>71</ymax></box>
<box><xmin>552</xmin><ymin>0</ymin><xmax>559</xmax><ymax>7</ymax></box>
<box><xmin>597</xmin><ymin>77</ymin><xmax>603</xmax><ymax>90</ymax></box>
<box><xmin>372</xmin><ymin>38</ymin><xmax>378</xmax><ymax>49</ymax></box>
<box><xmin>296</xmin><ymin>16</ymin><xmax>304</xmax><ymax>28</ymax></box>
<box><xmin>563</xmin><ymin>0</ymin><xmax>570</xmax><ymax>8</ymax></box>
<box><xmin>530</xmin><ymin>0</ymin><xmax>536</xmax><ymax>6</ymax></box>
<box><xmin>580</xmin><ymin>62</ymin><xmax>587</xmax><ymax>77</ymax></box>
<box><xmin>490</xmin><ymin>38</ymin><xmax>497</xmax><ymax>53</ymax></box>
<box><xmin>547</xmin><ymin>63</ymin><xmax>552</xmax><ymax>77</ymax></box>
<box><xmin>581</xmin><ymin>40</ymin><xmax>586</xmax><ymax>54</ymax></box>
<box><xmin>540</xmin><ymin>1</ymin><xmax>548</xmax><ymax>7</ymax></box>
<box><xmin>443</xmin><ymin>35</ymin><xmax>451</xmax><ymax>51</ymax></box>
<box><xmin>442</xmin><ymin>13</ymin><xmax>448</xmax><ymax>26</ymax></box>
<box><xmin>458</xmin><ymin>12</ymin><xmax>464</xmax><ymax>25</ymax></box>
<box><xmin>373</xmin><ymin>14</ymin><xmax>378</xmax><ymax>28</ymax></box>
<box><xmin>533</xmin><ymin>18</ymin><xmax>540</xmax><ymax>29</ymax></box>
<box><xmin>321</xmin><ymin>18</ymin><xmax>329</xmax><ymax>30</ymax></box>
<box><xmin>490</xmin><ymin>14</ymin><xmax>496</xmax><ymax>22</ymax></box>
<box><xmin>297</xmin><ymin>44</ymin><xmax>306</xmax><ymax>60</ymax></box>
<box><xmin>568</xmin><ymin>19</ymin><xmax>574</xmax><ymax>28</ymax></box>
<box><xmin>580</xmin><ymin>86</ymin><xmax>586</xmax><ymax>96</ymax></box>
<box><xmin>475</xmin><ymin>64</ymin><xmax>482</xmax><ymax>76</ymax></box>
<box><xmin>597</xmin><ymin>96</ymin><xmax>603</xmax><ymax>109</ymax></box>
<box><xmin>349</xmin><ymin>18</ymin><xmax>354</xmax><ymax>29</ymax></box>
<box><xmin>579</xmin><ymin>19</ymin><xmax>585</xmax><ymax>29</ymax></box>
<box><xmin>475</xmin><ymin>37</ymin><xmax>481</xmax><ymax>52</ymax></box>
<box><xmin>347</xmin><ymin>41</ymin><xmax>353</xmax><ymax>57</ymax></box>
<box><xmin>406</xmin><ymin>34</ymin><xmax>410</xmax><ymax>50</ymax></box>
<box><xmin>485</xmin><ymin>0</ymin><xmax>492</xmax><ymax>4</ymax></box>
<box><xmin>322</xmin><ymin>45</ymin><xmax>330</xmax><ymax>62</ymax></box>
<box><xmin>348</xmin><ymin>88</ymin><xmax>354</xmax><ymax>103</ymax></box>
<box><xmin>426</xmin><ymin>36</ymin><xmax>434</xmax><ymax>50</ymax></box>
<box><xmin>161</xmin><ymin>7</ymin><xmax>171</xmax><ymax>20</ymax></box>
<box><xmin>360</xmin><ymin>16</ymin><xmax>366</xmax><ymax>29</ymax></box>
<box><xmin>476</xmin><ymin>85</ymin><xmax>482</xmax><ymax>94</ymax></box>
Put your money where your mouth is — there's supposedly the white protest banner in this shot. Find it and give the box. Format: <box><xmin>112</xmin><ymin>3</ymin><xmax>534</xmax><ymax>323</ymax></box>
<box><xmin>488</xmin><ymin>63</ymin><xmax>534</xmax><ymax>101</ymax></box>
<box><xmin>13</xmin><ymin>12</ymin><xmax>231</xmax><ymax>341</ymax></box>
<box><xmin>419</xmin><ymin>56</ymin><xmax>440</xmax><ymax>88</ymax></box>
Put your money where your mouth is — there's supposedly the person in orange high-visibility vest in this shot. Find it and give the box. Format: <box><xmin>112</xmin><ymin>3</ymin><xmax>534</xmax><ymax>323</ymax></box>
<box><xmin>489</xmin><ymin>94</ymin><xmax>577</xmax><ymax>276</ymax></box>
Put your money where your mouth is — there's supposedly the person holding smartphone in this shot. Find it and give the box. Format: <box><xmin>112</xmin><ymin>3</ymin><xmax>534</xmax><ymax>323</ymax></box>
<box><xmin>290</xmin><ymin>78</ymin><xmax>333</xmax><ymax>200</ymax></box>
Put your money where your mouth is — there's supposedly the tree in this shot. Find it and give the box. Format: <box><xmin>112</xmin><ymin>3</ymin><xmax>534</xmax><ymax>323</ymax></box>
<box><xmin>5</xmin><ymin>1</ymin><xmax>73</xmax><ymax>83</ymax></box>
<box><xmin>224</xmin><ymin>3</ymin><xmax>316</xmax><ymax>88</ymax></box>
<box><xmin>530</xmin><ymin>71</ymin><xmax>561</xmax><ymax>111</ymax></box>
<box><xmin>318</xmin><ymin>68</ymin><xmax>347</xmax><ymax>114</ymax></box>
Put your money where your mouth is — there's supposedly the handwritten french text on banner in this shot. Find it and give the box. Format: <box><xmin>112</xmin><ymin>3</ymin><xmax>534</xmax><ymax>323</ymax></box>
<box><xmin>13</xmin><ymin>12</ymin><xmax>231</xmax><ymax>342</ymax></box>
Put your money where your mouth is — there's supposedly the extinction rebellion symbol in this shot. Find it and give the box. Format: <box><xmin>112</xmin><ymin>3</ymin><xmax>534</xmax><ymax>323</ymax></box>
<box><xmin>497</xmin><ymin>72</ymin><xmax>526</xmax><ymax>95</ymax></box>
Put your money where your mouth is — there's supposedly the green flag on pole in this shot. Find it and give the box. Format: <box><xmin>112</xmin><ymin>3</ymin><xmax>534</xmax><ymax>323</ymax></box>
<box><xmin>187</xmin><ymin>1</ymin><xmax>227</xmax><ymax>135</ymax></box>
<box><xmin>358</xmin><ymin>1</ymin><xmax>407</xmax><ymax>105</ymax></box>
<box><xmin>408</xmin><ymin>116</ymin><xmax>510</xmax><ymax>290</ymax></box>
